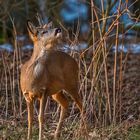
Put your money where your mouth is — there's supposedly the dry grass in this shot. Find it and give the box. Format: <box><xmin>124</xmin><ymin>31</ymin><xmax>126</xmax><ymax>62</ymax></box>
<box><xmin>0</xmin><ymin>0</ymin><xmax>140</xmax><ymax>139</ymax></box>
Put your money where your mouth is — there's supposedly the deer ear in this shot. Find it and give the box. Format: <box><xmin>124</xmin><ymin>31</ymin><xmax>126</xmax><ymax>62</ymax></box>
<box><xmin>42</xmin><ymin>22</ymin><xmax>53</xmax><ymax>29</ymax></box>
<box><xmin>27</xmin><ymin>20</ymin><xmax>37</xmax><ymax>40</ymax></box>
<box><xmin>36</xmin><ymin>13</ymin><xmax>44</xmax><ymax>26</ymax></box>
<box><xmin>47</xmin><ymin>21</ymin><xmax>53</xmax><ymax>28</ymax></box>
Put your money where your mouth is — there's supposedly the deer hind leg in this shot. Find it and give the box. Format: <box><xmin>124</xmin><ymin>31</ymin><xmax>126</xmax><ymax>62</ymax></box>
<box><xmin>27</xmin><ymin>100</ymin><xmax>34</xmax><ymax>140</ymax></box>
<box><xmin>52</xmin><ymin>91</ymin><xmax>69</xmax><ymax>139</ymax></box>
<box><xmin>38</xmin><ymin>94</ymin><xmax>47</xmax><ymax>140</ymax></box>
<box><xmin>66</xmin><ymin>88</ymin><xmax>88</xmax><ymax>136</ymax></box>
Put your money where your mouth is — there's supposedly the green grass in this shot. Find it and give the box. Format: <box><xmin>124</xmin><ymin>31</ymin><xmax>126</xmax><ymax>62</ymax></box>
<box><xmin>128</xmin><ymin>125</ymin><xmax>140</xmax><ymax>140</ymax></box>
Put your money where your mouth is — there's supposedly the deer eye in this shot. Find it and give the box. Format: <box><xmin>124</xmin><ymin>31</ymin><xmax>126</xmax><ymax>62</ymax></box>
<box><xmin>41</xmin><ymin>30</ymin><xmax>48</xmax><ymax>34</ymax></box>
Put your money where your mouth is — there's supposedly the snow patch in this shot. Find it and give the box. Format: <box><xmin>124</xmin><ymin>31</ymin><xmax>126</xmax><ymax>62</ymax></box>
<box><xmin>0</xmin><ymin>43</ymin><xmax>13</xmax><ymax>52</ymax></box>
<box><xmin>22</xmin><ymin>44</ymin><xmax>33</xmax><ymax>51</ymax></box>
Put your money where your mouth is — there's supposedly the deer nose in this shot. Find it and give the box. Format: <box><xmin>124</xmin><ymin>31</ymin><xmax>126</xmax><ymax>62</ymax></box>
<box><xmin>55</xmin><ymin>28</ymin><xmax>61</xmax><ymax>35</ymax></box>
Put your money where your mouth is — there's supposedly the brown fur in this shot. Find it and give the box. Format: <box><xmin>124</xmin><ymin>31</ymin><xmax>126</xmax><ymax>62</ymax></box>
<box><xmin>20</xmin><ymin>20</ymin><xmax>86</xmax><ymax>140</ymax></box>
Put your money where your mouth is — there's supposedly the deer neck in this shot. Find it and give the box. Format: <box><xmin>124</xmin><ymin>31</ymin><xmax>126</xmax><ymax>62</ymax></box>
<box><xmin>25</xmin><ymin>42</ymin><xmax>48</xmax><ymax>76</ymax></box>
<box><xmin>30</xmin><ymin>42</ymin><xmax>46</xmax><ymax>62</ymax></box>
<box><xmin>29</xmin><ymin>41</ymin><xmax>58</xmax><ymax>64</ymax></box>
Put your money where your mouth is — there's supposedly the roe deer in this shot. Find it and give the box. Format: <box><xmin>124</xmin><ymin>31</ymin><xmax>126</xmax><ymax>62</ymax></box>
<box><xmin>20</xmin><ymin>19</ymin><xmax>86</xmax><ymax>140</ymax></box>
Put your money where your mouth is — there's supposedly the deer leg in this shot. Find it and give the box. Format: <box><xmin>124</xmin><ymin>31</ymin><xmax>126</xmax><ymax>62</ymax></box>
<box><xmin>38</xmin><ymin>94</ymin><xmax>47</xmax><ymax>140</ymax></box>
<box><xmin>68</xmin><ymin>89</ymin><xmax>88</xmax><ymax>135</ymax></box>
<box><xmin>52</xmin><ymin>92</ymin><xmax>69</xmax><ymax>139</ymax></box>
<box><xmin>27</xmin><ymin>100</ymin><xmax>33</xmax><ymax>140</ymax></box>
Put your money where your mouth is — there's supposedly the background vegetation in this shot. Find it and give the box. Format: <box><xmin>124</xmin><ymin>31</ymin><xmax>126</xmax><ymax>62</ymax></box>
<box><xmin>0</xmin><ymin>0</ymin><xmax>140</xmax><ymax>139</ymax></box>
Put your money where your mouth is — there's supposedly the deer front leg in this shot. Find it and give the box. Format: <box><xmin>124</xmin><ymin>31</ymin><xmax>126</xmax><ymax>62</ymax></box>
<box><xmin>27</xmin><ymin>100</ymin><xmax>33</xmax><ymax>140</ymax></box>
<box><xmin>38</xmin><ymin>94</ymin><xmax>47</xmax><ymax>140</ymax></box>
